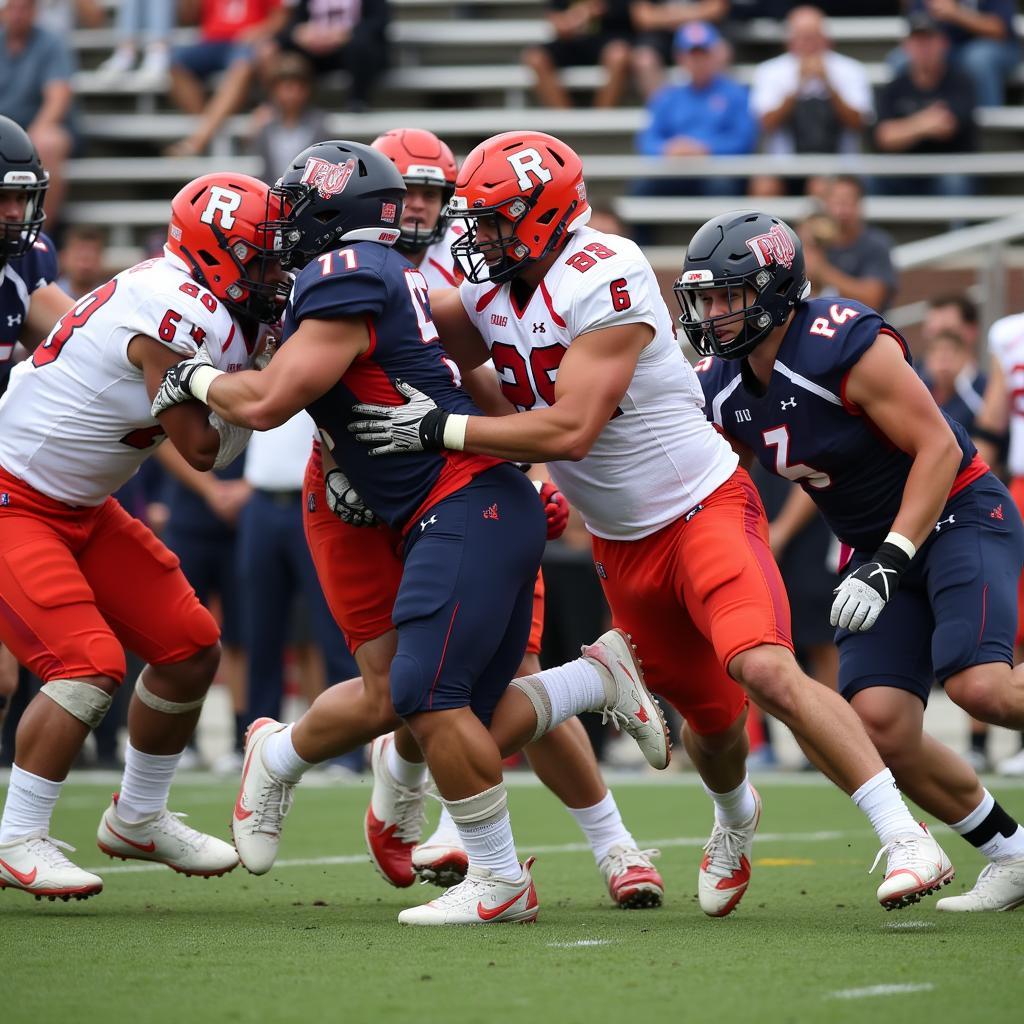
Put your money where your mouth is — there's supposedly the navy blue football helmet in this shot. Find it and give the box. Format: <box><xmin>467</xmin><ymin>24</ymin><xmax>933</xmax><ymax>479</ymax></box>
<box><xmin>0</xmin><ymin>115</ymin><xmax>48</xmax><ymax>265</ymax></box>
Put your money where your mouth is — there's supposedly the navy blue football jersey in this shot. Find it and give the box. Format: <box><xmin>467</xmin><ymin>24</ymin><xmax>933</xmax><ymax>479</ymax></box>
<box><xmin>280</xmin><ymin>240</ymin><xmax>498</xmax><ymax>532</ymax></box>
<box><xmin>695</xmin><ymin>297</ymin><xmax>978</xmax><ymax>552</ymax></box>
<box><xmin>0</xmin><ymin>231</ymin><xmax>58</xmax><ymax>365</ymax></box>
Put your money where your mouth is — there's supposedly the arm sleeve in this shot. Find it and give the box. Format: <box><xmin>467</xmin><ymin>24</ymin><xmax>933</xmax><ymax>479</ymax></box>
<box><xmin>566</xmin><ymin>248</ymin><xmax>662</xmax><ymax>339</ymax></box>
<box><xmin>291</xmin><ymin>264</ymin><xmax>388</xmax><ymax>322</ymax></box>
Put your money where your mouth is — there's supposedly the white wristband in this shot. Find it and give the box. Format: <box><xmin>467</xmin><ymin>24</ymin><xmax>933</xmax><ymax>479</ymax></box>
<box><xmin>189</xmin><ymin>364</ymin><xmax>224</xmax><ymax>405</ymax></box>
<box><xmin>442</xmin><ymin>413</ymin><xmax>468</xmax><ymax>452</ymax></box>
<box><xmin>883</xmin><ymin>531</ymin><xmax>916</xmax><ymax>560</ymax></box>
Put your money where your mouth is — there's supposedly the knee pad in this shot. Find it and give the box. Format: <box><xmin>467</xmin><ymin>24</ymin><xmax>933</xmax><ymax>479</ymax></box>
<box><xmin>134</xmin><ymin>671</ymin><xmax>207</xmax><ymax>715</ymax></box>
<box><xmin>389</xmin><ymin>651</ymin><xmax>431</xmax><ymax>719</ymax></box>
<box><xmin>40</xmin><ymin>678</ymin><xmax>113</xmax><ymax>729</ymax></box>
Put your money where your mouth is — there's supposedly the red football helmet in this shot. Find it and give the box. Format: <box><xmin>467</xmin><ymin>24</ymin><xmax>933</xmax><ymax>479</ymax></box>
<box><xmin>371</xmin><ymin>128</ymin><xmax>458</xmax><ymax>250</ymax></box>
<box><xmin>167</xmin><ymin>173</ymin><xmax>290</xmax><ymax>323</ymax></box>
<box><xmin>448</xmin><ymin>131</ymin><xmax>590</xmax><ymax>283</ymax></box>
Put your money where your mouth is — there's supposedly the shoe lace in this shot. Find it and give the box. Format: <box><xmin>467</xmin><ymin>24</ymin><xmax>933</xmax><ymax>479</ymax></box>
<box><xmin>602</xmin><ymin>845</ymin><xmax>660</xmax><ymax>877</ymax></box>
<box><xmin>391</xmin><ymin>784</ymin><xmax>427</xmax><ymax>844</ymax></box>
<box><xmin>253</xmin><ymin>778</ymin><xmax>295</xmax><ymax>836</ymax></box>
<box><xmin>869</xmin><ymin>833</ymin><xmax>920</xmax><ymax>876</ymax></box>
<box><xmin>156</xmin><ymin>811</ymin><xmax>210</xmax><ymax>850</ymax></box>
<box><xmin>702</xmin><ymin>823</ymin><xmax>745</xmax><ymax>879</ymax></box>
<box><xmin>27</xmin><ymin>835</ymin><xmax>78</xmax><ymax>868</ymax></box>
<box><xmin>599</xmin><ymin>704</ymin><xmax>633</xmax><ymax>732</ymax></box>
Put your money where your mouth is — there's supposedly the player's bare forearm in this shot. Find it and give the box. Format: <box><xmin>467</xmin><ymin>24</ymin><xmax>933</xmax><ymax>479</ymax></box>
<box><xmin>889</xmin><ymin>442</ymin><xmax>962</xmax><ymax>549</ymax></box>
<box><xmin>462</xmin><ymin>402</ymin><xmax>600</xmax><ymax>462</ymax></box>
<box><xmin>22</xmin><ymin>283</ymin><xmax>74</xmax><ymax>350</ymax></box>
<box><xmin>205</xmin><ymin>369</ymin><xmax>283</xmax><ymax>431</ymax></box>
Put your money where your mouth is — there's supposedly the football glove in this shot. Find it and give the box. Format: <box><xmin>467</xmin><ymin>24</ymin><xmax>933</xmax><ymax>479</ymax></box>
<box><xmin>349</xmin><ymin>379</ymin><xmax>450</xmax><ymax>456</ymax></box>
<box><xmin>830</xmin><ymin>541</ymin><xmax>912</xmax><ymax>632</ymax></box>
<box><xmin>325</xmin><ymin>467</ymin><xmax>378</xmax><ymax>527</ymax></box>
<box><xmin>536</xmin><ymin>480</ymin><xmax>569</xmax><ymax>541</ymax></box>
<box><xmin>210</xmin><ymin>411</ymin><xmax>252</xmax><ymax>470</ymax></box>
<box><xmin>151</xmin><ymin>345</ymin><xmax>218</xmax><ymax>418</ymax></box>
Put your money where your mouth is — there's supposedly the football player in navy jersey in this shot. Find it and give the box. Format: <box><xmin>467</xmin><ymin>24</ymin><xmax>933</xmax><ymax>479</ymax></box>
<box><xmin>682</xmin><ymin>210</ymin><xmax>1024</xmax><ymax>911</ymax></box>
<box><xmin>150</xmin><ymin>141</ymin><xmax>666</xmax><ymax>925</ymax></box>
<box><xmin>0</xmin><ymin>115</ymin><xmax>73</xmax><ymax>733</ymax></box>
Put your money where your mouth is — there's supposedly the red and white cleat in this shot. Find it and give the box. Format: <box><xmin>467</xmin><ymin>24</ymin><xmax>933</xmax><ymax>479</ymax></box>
<box><xmin>398</xmin><ymin>857</ymin><xmax>539</xmax><ymax>925</ymax></box>
<box><xmin>232</xmin><ymin>718</ymin><xmax>295</xmax><ymax>875</ymax></box>
<box><xmin>872</xmin><ymin>823</ymin><xmax>954</xmax><ymax>910</ymax></box>
<box><xmin>98</xmin><ymin>795</ymin><xmax>238</xmax><ymax>877</ymax></box>
<box><xmin>365</xmin><ymin>733</ymin><xmax>426</xmax><ymax>888</ymax></box>
<box><xmin>0</xmin><ymin>831</ymin><xmax>103</xmax><ymax>901</ymax></box>
<box><xmin>698</xmin><ymin>787</ymin><xmax>761</xmax><ymax>918</ymax></box>
<box><xmin>581</xmin><ymin>629</ymin><xmax>671</xmax><ymax>771</ymax></box>
<box><xmin>599</xmin><ymin>844</ymin><xmax>664</xmax><ymax>909</ymax></box>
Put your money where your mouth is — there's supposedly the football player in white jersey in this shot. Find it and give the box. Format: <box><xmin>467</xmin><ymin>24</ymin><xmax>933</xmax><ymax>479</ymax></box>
<box><xmin>0</xmin><ymin>173</ymin><xmax>290</xmax><ymax>901</ymax></box>
<box><xmin>349</xmin><ymin>130</ymin><xmax>955</xmax><ymax>915</ymax></box>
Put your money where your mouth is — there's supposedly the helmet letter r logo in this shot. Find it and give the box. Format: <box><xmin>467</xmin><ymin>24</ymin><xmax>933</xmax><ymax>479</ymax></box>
<box><xmin>201</xmin><ymin>186</ymin><xmax>242</xmax><ymax>230</ymax></box>
<box><xmin>507</xmin><ymin>148</ymin><xmax>552</xmax><ymax>190</ymax></box>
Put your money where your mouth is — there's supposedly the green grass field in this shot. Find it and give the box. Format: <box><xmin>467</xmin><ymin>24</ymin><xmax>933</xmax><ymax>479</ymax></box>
<box><xmin>3</xmin><ymin>775</ymin><xmax>1023</xmax><ymax>1024</ymax></box>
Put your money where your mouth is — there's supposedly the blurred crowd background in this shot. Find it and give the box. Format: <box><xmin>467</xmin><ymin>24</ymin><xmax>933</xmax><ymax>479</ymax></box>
<box><xmin>2</xmin><ymin>0</ymin><xmax>1023</xmax><ymax>778</ymax></box>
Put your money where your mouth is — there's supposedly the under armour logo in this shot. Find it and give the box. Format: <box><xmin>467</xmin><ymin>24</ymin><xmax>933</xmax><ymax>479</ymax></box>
<box><xmin>532</xmin><ymin>322</ymin><xmax>546</xmax><ymax>333</ymax></box>
<box><xmin>483</xmin><ymin>503</ymin><xmax>499</xmax><ymax>520</ymax></box>
<box><xmin>0</xmin><ymin>493</ymin><xmax>9</xmax><ymax>507</ymax></box>
<box><xmin>935</xmin><ymin>514</ymin><xmax>956</xmax><ymax>532</ymax></box>
<box><xmin>991</xmin><ymin>504</ymin><xmax>1004</xmax><ymax>520</ymax></box>
<box><xmin>420</xmin><ymin>515</ymin><xmax>438</xmax><ymax>531</ymax></box>
<box><xmin>6</xmin><ymin>314</ymin><xmax>22</xmax><ymax>327</ymax></box>
<box><xmin>594</xmin><ymin>561</ymin><xmax>607</xmax><ymax>579</ymax></box>
<box><xmin>781</xmin><ymin>397</ymin><xmax>797</xmax><ymax>410</ymax></box>
<box><xmin>307</xmin><ymin>493</ymin><xmax>317</xmax><ymax>514</ymax></box>
<box><xmin>684</xmin><ymin>504</ymin><xmax>704</xmax><ymax>522</ymax></box>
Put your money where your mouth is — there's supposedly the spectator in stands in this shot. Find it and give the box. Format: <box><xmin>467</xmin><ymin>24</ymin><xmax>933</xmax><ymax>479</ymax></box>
<box><xmin>0</xmin><ymin>0</ymin><xmax>77</xmax><ymax>226</ymax></box>
<box><xmin>35</xmin><ymin>0</ymin><xmax>104</xmax><ymax>33</ymax></box>
<box><xmin>633</xmin><ymin>21</ymin><xmax>756</xmax><ymax>196</ymax></box>
<box><xmin>269</xmin><ymin>0</ymin><xmax>391</xmax><ymax>113</ymax></box>
<box><xmin>748</xmin><ymin>6</ymin><xmax>872</xmax><ymax>196</ymax></box>
<box><xmin>799</xmin><ymin>174</ymin><xmax>898</xmax><ymax>310</ymax></box>
<box><xmin>919</xmin><ymin>328</ymin><xmax>985</xmax><ymax>431</ymax></box>
<box><xmin>629</xmin><ymin>0</ymin><xmax>731</xmax><ymax>98</ymax></box>
<box><xmin>56</xmin><ymin>225</ymin><xmax>106</xmax><ymax>298</ymax></box>
<box><xmin>96</xmin><ymin>0</ymin><xmax>176</xmax><ymax>83</ymax></box>
<box><xmin>522</xmin><ymin>1</ymin><xmax>635</xmax><ymax>110</ymax></box>
<box><xmin>873</xmin><ymin>13</ymin><xmax>977</xmax><ymax>196</ymax></box>
<box><xmin>922</xmin><ymin>292</ymin><xmax>981</xmax><ymax>367</ymax></box>
<box><xmin>166</xmin><ymin>0</ymin><xmax>286</xmax><ymax>158</ymax></box>
<box><xmin>906</xmin><ymin>0</ymin><xmax>1018</xmax><ymax>107</ymax></box>
<box><xmin>248</xmin><ymin>52</ymin><xmax>326</xmax><ymax>185</ymax></box>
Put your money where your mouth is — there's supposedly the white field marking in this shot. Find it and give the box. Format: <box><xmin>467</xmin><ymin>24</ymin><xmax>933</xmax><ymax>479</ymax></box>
<box><xmin>829</xmin><ymin>984</ymin><xmax>935</xmax><ymax>1000</ymax></box>
<box><xmin>885</xmin><ymin>921</ymin><xmax>936</xmax><ymax>930</ymax></box>
<box><xmin>83</xmin><ymin>829</ymin><xmax>852</xmax><ymax>875</ymax></box>
<box><xmin>547</xmin><ymin>940</ymin><xmax>614</xmax><ymax>948</ymax></box>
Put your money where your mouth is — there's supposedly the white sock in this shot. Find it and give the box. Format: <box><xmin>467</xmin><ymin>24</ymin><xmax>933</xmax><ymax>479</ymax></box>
<box><xmin>427</xmin><ymin>805</ymin><xmax>461</xmax><ymax>845</ymax></box>
<box><xmin>387</xmin><ymin>739</ymin><xmax>427</xmax><ymax>789</ymax></box>
<box><xmin>456</xmin><ymin>810</ymin><xmax>520</xmax><ymax>879</ymax></box>
<box><xmin>261</xmin><ymin>724</ymin><xmax>314</xmax><ymax>783</ymax></box>
<box><xmin>851</xmin><ymin>768</ymin><xmax>919</xmax><ymax>846</ymax></box>
<box><xmin>702</xmin><ymin>774</ymin><xmax>758</xmax><ymax>828</ymax></box>
<box><xmin>949</xmin><ymin>789</ymin><xmax>1024</xmax><ymax>862</ymax></box>
<box><xmin>117</xmin><ymin>743</ymin><xmax>182</xmax><ymax>823</ymax></box>
<box><xmin>0</xmin><ymin>765</ymin><xmax>63</xmax><ymax>843</ymax></box>
<box><xmin>515</xmin><ymin>658</ymin><xmax>606</xmax><ymax>738</ymax></box>
<box><xmin>568</xmin><ymin>790</ymin><xmax>635</xmax><ymax>864</ymax></box>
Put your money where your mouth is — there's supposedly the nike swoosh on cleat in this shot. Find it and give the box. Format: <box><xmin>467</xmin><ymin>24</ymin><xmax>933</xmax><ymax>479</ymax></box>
<box><xmin>477</xmin><ymin>885</ymin><xmax>531</xmax><ymax>921</ymax></box>
<box><xmin>234</xmin><ymin>748</ymin><xmax>257</xmax><ymax>821</ymax></box>
<box><xmin>616</xmin><ymin>659</ymin><xmax>636</xmax><ymax>684</ymax></box>
<box><xmin>104</xmin><ymin>825</ymin><xmax>157</xmax><ymax>853</ymax></box>
<box><xmin>0</xmin><ymin>858</ymin><xmax>37</xmax><ymax>886</ymax></box>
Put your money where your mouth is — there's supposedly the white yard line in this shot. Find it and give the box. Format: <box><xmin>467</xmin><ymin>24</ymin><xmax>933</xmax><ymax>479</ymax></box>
<box><xmin>547</xmin><ymin>940</ymin><xmax>614</xmax><ymax>948</ymax></box>
<box><xmin>83</xmin><ymin>829</ymin><xmax>853</xmax><ymax>875</ymax></box>
<box><xmin>829</xmin><ymin>984</ymin><xmax>936</xmax><ymax>999</ymax></box>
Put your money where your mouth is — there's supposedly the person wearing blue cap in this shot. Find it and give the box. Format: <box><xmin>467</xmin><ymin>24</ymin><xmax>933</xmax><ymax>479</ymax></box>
<box><xmin>633</xmin><ymin>21</ymin><xmax>756</xmax><ymax>197</ymax></box>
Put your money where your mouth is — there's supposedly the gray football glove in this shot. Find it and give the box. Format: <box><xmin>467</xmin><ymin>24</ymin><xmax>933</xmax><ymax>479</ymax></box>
<box><xmin>349</xmin><ymin>379</ymin><xmax>450</xmax><ymax>456</ymax></box>
<box><xmin>209</xmin><ymin>411</ymin><xmax>252</xmax><ymax>470</ymax></box>
<box><xmin>325</xmin><ymin>467</ymin><xmax>378</xmax><ymax>527</ymax></box>
<box><xmin>151</xmin><ymin>345</ymin><xmax>216</xmax><ymax>418</ymax></box>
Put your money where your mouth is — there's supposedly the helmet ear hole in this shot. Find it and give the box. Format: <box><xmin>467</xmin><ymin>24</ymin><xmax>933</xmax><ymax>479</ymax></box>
<box><xmin>198</xmin><ymin>249</ymin><xmax>219</xmax><ymax>266</ymax></box>
<box><xmin>535</xmin><ymin>208</ymin><xmax>558</xmax><ymax>225</ymax></box>
<box><xmin>313</xmin><ymin>209</ymin><xmax>336</xmax><ymax>224</ymax></box>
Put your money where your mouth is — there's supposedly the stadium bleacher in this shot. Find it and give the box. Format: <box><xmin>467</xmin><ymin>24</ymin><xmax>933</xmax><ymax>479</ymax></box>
<box><xmin>58</xmin><ymin>2</ymin><xmax>1024</xmax><ymax>331</ymax></box>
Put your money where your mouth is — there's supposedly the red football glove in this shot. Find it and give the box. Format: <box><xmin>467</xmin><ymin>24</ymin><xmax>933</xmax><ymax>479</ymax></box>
<box><xmin>536</xmin><ymin>480</ymin><xmax>569</xmax><ymax>540</ymax></box>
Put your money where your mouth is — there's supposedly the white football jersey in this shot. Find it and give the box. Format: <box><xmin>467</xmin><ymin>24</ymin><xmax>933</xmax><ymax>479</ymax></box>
<box><xmin>988</xmin><ymin>312</ymin><xmax>1024</xmax><ymax>477</ymax></box>
<box><xmin>459</xmin><ymin>226</ymin><xmax>737</xmax><ymax>540</ymax></box>
<box><xmin>0</xmin><ymin>249</ymin><xmax>255</xmax><ymax>506</ymax></box>
<box><xmin>417</xmin><ymin>223</ymin><xmax>464</xmax><ymax>291</ymax></box>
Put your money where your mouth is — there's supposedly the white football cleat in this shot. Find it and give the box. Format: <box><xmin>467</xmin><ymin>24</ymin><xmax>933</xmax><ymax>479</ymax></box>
<box><xmin>232</xmin><ymin>717</ymin><xmax>296</xmax><ymax>875</ymax></box>
<box><xmin>935</xmin><ymin>857</ymin><xmax>1024</xmax><ymax>912</ymax></box>
<box><xmin>996</xmin><ymin>748</ymin><xmax>1024</xmax><ymax>777</ymax></box>
<box><xmin>365</xmin><ymin>734</ymin><xmax>427</xmax><ymax>888</ymax></box>
<box><xmin>98</xmin><ymin>795</ymin><xmax>238</xmax><ymax>876</ymax></box>
<box><xmin>599</xmin><ymin>844</ymin><xmax>664</xmax><ymax>909</ymax></box>
<box><xmin>398</xmin><ymin>857</ymin><xmax>538</xmax><ymax>925</ymax></box>
<box><xmin>871</xmin><ymin>823</ymin><xmax>955</xmax><ymax>910</ymax></box>
<box><xmin>698</xmin><ymin>787</ymin><xmax>761</xmax><ymax>917</ymax></box>
<box><xmin>581</xmin><ymin>629</ymin><xmax>671</xmax><ymax>770</ymax></box>
<box><xmin>0</xmin><ymin>831</ymin><xmax>103</xmax><ymax>901</ymax></box>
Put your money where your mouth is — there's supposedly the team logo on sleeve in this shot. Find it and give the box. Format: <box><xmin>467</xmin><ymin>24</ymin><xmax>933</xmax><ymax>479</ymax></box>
<box><xmin>300</xmin><ymin>157</ymin><xmax>357</xmax><ymax>199</ymax></box>
<box><xmin>745</xmin><ymin>224</ymin><xmax>795</xmax><ymax>270</ymax></box>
